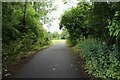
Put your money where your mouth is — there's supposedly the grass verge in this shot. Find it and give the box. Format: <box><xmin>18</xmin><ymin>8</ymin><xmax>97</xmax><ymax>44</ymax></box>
<box><xmin>52</xmin><ymin>39</ymin><xmax>66</xmax><ymax>44</ymax></box>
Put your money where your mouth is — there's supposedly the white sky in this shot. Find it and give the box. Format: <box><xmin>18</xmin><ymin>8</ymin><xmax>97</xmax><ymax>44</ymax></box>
<box><xmin>43</xmin><ymin>0</ymin><xmax>79</xmax><ymax>34</ymax></box>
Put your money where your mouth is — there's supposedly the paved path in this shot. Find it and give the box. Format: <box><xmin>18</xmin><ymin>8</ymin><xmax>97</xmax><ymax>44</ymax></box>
<box><xmin>14</xmin><ymin>42</ymin><xmax>85</xmax><ymax>78</ymax></box>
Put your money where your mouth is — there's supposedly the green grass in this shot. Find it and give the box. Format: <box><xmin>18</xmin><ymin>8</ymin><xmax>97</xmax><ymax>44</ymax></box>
<box><xmin>52</xmin><ymin>39</ymin><xmax>66</xmax><ymax>44</ymax></box>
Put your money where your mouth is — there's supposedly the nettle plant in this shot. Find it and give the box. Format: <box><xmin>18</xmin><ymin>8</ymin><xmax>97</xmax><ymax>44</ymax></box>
<box><xmin>76</xmin><ymin>38</ymin><xmax>120</xmax><ymax>79</ymax></box>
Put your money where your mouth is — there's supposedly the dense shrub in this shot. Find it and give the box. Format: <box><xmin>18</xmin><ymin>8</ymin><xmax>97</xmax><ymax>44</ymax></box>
<box><xmin>76</xmin><ymin>38</ymin><xmax>120</xmax><ymax>79</ymax></box>
<box><xmin>60</xmin><ymin>2</ymin><xmax>120</xmax><ymax>79</ymax></box>
<box><xmin>66</xmin><ymin>38</ymin><xmax>78</xmax><ymax>46</ymax></box>
<box><xmin>2</xmin><ymin>2</ymin><xmax>52</xmax><ymax>64</ymax></box>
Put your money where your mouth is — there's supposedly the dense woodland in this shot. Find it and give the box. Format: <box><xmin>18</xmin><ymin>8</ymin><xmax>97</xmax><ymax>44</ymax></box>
<box><xmin>60</xmin><ymin>2</ymin><xmax>120</xmax><ymax>79</ymax></box>
<box><xmin>2</xmin><ymin>1</ymin><xmax>56</xmax><ymax>75</ymax></box>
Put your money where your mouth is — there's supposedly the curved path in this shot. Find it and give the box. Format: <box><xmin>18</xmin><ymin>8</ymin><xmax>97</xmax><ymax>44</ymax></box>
<box><xmin>14</xmin><ymin>42</ymin><xmax>87</xmax><ymax>78</ymax></box>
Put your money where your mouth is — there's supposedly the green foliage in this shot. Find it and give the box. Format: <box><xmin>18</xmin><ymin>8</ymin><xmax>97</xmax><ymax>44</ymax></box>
<box><xmin>60</xmin><ymin>29</ymin><xmax>69</xmax><ymax>39</ymax></box>
<box><xmin>2</xmin><ymin>2</ymin><xmax>24</xmax><ymax>43</ymax></box>
<box><xmin>59</xmin><ymin>3</ymin><xmax>95</xmax><ymax>45</ymax></box>
<box><xmin>2</xmin><ymin>2</ymin><xmax>53</xmax><ymax>65</ymax></box>
<box><xmin>107</xmin><ymin>10</ymin><xmax>120</xmax><ymax>38</ymax></box>
<box><xmin>60</xmin><ymin>2</ymin><xmax>120</xmax><ymax>45</ymax></box>
<box><xmin>52</xmin><ymin>31</ymin><xmax>60</xmax><ymax>39</ymax></box>
<box><xmin>76</xmin><ymin>38</ymin><xmax>120</xmax><ymax>79</ymax></box>
<box><xmin>60</xmin><ymin>2</ymin><xmax>120</xmax><ymax>79</ymax></box>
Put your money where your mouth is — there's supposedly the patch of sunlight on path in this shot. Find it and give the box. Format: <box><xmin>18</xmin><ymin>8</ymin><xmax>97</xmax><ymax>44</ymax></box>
<box><xmin>52</xmin><ymin>40</ymin><xmax>66</xmax><ymax>44</ymax></box>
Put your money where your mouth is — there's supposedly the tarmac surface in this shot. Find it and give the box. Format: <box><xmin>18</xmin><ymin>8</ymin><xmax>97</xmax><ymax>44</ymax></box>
<box><xmin>14</xmin><ymin>42</ymin><xmax>85</xmax><ymax>78</ymax></box>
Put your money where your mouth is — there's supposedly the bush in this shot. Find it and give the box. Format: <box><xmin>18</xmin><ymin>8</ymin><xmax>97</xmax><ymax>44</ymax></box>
<box><xmin>2</xmin><ymin>2</ymin><xmax>52</xmax><ymax>65</ymax></box>
<box><xmin>76</xmin><ymin>38</ymin><xmax>120</xmax><ymax>79</ymax></box>
<box><xmin>66</xmin><ymin>38</ymin><xmax>76</xmax><ymax>47</ymax></box>
<box><xmin>2</xmin><ymin>31</ymin><xmax>51</xmax><ymax>63</ymax></box>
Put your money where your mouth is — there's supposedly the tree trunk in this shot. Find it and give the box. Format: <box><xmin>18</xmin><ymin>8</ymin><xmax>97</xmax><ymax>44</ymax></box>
<box><xmin>23</xmin><ymin>0</ymin><xmax>27</xmax><ymax>26</ymax></box>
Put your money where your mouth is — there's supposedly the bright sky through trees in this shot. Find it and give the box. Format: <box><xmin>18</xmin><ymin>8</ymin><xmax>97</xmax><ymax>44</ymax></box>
<box><xmin>43</xmin><ymin>0</ymin><xmax>79</xmax><ymax>34</ymax></box>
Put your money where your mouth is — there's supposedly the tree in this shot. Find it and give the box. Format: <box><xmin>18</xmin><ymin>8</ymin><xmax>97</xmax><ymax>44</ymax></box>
<box><xmin>52</xmin><ymin>31</ymin><xmax>60</xmax><ymax>39</ymax></box>
<box><xmin>60</xmin><ymin>2</ymin><xmax>120</xmax><ymax>79</ymax></box>
<box><xmin>60</xmin><ymin>3</ymin><xmax>91</xmax><ymax>45</ymax></box>
<box><xmin>60</xmin><ymin>28</ymin><xmax>69</xmax><ymax>39</ymax></box>
<box><xmin>2</xmin><ymin>1</ymin><xmax>55</xmax><ymax>77</ymax></box>
<box><xmin>60</xmin><ymin>2</ymin><xmax>120</xmax><ymax>46</ymax></box>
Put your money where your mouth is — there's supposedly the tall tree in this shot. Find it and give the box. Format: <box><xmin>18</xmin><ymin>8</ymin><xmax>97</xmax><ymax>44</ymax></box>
<box><xmin>23</xmin><ymin>0</ymin><xmax>27</xmax><ymax>26</ymax></box>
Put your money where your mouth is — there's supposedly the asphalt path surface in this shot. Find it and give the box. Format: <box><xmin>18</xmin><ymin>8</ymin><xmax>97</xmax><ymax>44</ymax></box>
<box><xmin>14</xmin><ymin>42</ymin><xmax>85</xmax><ymax>78</ymax></box>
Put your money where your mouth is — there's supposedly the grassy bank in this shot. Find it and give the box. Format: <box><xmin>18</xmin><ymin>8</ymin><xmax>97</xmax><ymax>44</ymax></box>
<box><xmin>52</xmin><ymin>39</ymin><xmax>66</xmax><ymax>44</ymax></box>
